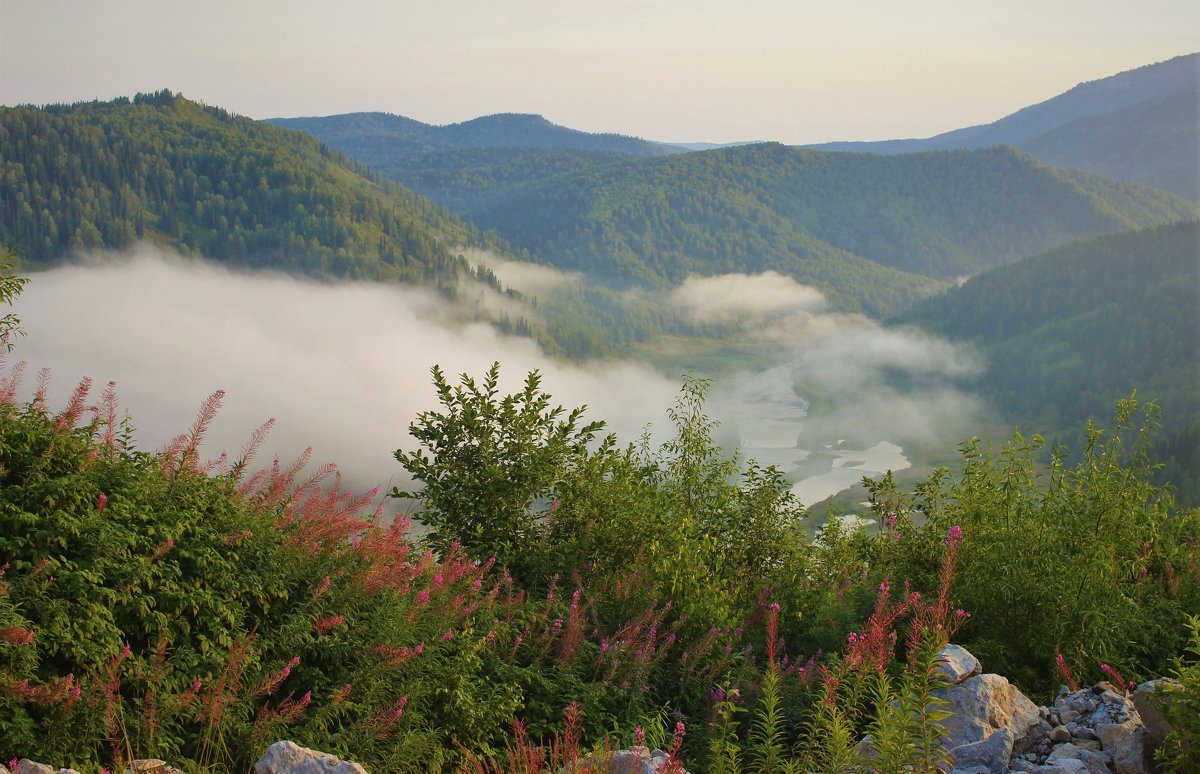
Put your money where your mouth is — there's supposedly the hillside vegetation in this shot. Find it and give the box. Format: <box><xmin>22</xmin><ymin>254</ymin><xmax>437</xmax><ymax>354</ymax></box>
<box><xmin>0</xmin><ymin>91</ymin><xmax>487</xmax><ymax>284</ymax></box>
<box><xmin>895</xmin><ymin>220</ymin><xmax>1200</xmax><ymax>502</ymax></box>
<box><xmin>459</xmin><ymin>143</ymin><xmax>1195</xmax><ymax>316</ymax></box>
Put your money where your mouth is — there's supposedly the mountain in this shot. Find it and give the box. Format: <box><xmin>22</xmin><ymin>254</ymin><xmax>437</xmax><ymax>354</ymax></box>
<box><xmin>458</xmin><ymin>142</ymin><xmax>1197</xmax><ymax>316</ymax></box>
<box><xmin>805</xmin><ymin>53</ymin><xmax>1199</xmax><ymax>199</ymax></box>
<box><xmin>266</xmin><ymin>111</ymin><xmax>674</xmax><ymax>166</ymax></box>
<box><xmin>0</xmin><ymin>91</ymin><xmax>489</xmax><ymax>284</ymax></box>
<box><xmin>893</xmin><ymin>220</ymin><xmax>1200</xmax><ymax>501</ymax></box>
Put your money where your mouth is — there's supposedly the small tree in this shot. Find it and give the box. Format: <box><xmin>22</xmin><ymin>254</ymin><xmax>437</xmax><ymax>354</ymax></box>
<box><xmin>394</xmin><ymin>363</ymin><xmax>605</xmax><ymax>573</ymax></box>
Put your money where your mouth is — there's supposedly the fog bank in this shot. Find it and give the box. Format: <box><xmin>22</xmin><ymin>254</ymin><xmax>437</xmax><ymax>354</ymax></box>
<box><xmin>10</xmin><ymin>250</ymin><xmax>679</xmax><ymax>498</ymax></box>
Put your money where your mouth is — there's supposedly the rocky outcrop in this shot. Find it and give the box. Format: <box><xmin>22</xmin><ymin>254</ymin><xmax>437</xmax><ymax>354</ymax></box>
<box><xmin>254</xmin><ymin>741</ymin><xmax>369</xmax><ymax>774</ymax></box>
<box><xmin>929</xmin><ymin>645</ymin><xmax>1176</xmax><ymax>774</ymax></box>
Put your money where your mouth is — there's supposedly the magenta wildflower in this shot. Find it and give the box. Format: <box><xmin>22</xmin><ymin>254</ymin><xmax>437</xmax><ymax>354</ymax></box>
<box><xmin>97</xmin><ymin>492</ymin><xmax>108</xmax><ymax>511</ymax></box>
<box><xmin>945</xmin><ymin>524</ymin><xmax>963</xmax><ymax>546</ymax></box>
<box><xmin>192</xmin><ymin>679</ymin><xmax>202</xmax><ymax>692</ymax></box>
<box><xmin>442</xmin><ymin>629</ymin><xmax>454</xmax><ymax>641</ymax></box>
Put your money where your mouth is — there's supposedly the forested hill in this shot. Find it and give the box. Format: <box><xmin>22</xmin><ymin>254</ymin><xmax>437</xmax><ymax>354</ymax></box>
<box><xmin>0</xmin><ymin>91</ymin><xmax>489</xmax><ymax>283</ymax></box>
<box><xmin>806</xmin><ymin>53</ymin><xmax>1199</xmax><ymax>199</ymax></box>
<box><xmin>893</xmin><ymin>221</ymin><xmax>1200</xmax><ymax>500</ymax></box>
<box><xmin>459</xmin><ymin>142</ymin><xmax>1197</xmax><ymax>315</ymax></box>
<box><xmin>266</xmin><ymin>111</ymin><xmax>673</xmax><ymax>167</ymax></box>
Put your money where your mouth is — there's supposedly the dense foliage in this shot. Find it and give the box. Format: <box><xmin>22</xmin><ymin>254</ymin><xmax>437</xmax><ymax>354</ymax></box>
<box><xmin>895</xmin><ymin>221</ymin><xmax>1200</xmax><ymax>502</ymax></box>
<box><xmin>0</xmin><ymin>91</ymin><xmax>487</xmax><ymax>283</ymax></box>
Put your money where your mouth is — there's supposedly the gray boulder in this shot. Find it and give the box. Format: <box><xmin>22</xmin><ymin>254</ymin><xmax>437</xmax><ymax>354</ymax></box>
<box><xmin>936</xmin><ymin>671</ymin><xmax>1049</xmax><ymax>755</ymax></box>
<box><xmin>1131</xmin><ymin>678</ymin><xmax>1176</xmax><ymax>750</ymax></box>
<box><xmin>950</xmin><ymin>727</ymin><xmax>1013</xmax><ymax>773</ymax></box>
<box><xmin>10</xmin><ymin>762</ymin><xmax>79</xmax><ymax>774</ymax></box>
<box><xmin>566</xmin><ymin>746</ymin><xmax>688</xmax><ymax>773</ymax></box>
<box><xmin>939</xmin><ymin>644</ymin><xmax>984</xmax><ymax>686</ymax></box>
<box><xmin>255</xmin><ymin>741</ymin><xmax>369</xmax><ymax>774</ymax></box>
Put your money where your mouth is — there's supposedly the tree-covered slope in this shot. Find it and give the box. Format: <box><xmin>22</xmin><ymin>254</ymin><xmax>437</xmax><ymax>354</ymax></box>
<box><xmin>0</xmin><ymin>91</ymin><xmax>487</xmax><ymax>282</ymax></box>
<box><xmin>806</xmin><ymin>53</ymin><xmax>1199</xmax><ymax>198</ymax></box>
<box><xmin>375</xmin><ymin>147</ymin><xmax>638</xmax><ymax>212</ymax></box>
<box><xmin>459</xmin><ymin>143</ymin><xmax>1196</xmax><ymax>315</ymax></box>
<box><xmin>893</xmin><ymin>220</ymin><xmax>1200</xmax><ymax>446</ymax></box>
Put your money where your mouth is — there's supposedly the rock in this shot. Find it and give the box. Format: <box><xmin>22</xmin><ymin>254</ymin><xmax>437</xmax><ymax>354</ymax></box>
<box><xmin>567</xmin><ymin>746</ymin><xmax>686</xmax><ymax>773</ymax></box>
<box><xmin>255</xmin><ymin>741</ymin><xmax>369</xmax><ymax>774</ymax></box>
<box><xmin>1030</xmin><ymin>761</ymin><xmax>1088</xmax><ymax>774</ymax></box>
<box><xmin>1046</xmin><ymin>743</ymin><xmax>1111</xmax><ymax>774</ymax></box>
<box><xmin>939</xmin><ymin>644</ymin><xmax>984</xmax><ymax>685</ymax></box>
<box><xmin>951</xmin><ymin>728</ymin><xmax>1012</xmax><ymax>773</ymax></box>
<box><xmin>126</xmin><ymin>761</ymin><xmax>185</xmax><ymax>774</ymax></box>
<box><xmin>1132</xmin><ymin>678</ymin><xmax>1176</xmax><ymax>750</ymax></box>
<box><xmin>936</xmin><ymin>671</ymin><xmax>1049</xmax><ymax>756</ymax></box>
<box><xmin>1096</xmin><ymin>720</ymin><xmax>1147</xmax><ymax>774</ymax></box>
<box><xmin>949</xmin><ymin>767</ymin><xmax>994</xmax><ymax>774</ymax></box>
<box><xmin>1049</xmin><ymin>726</ymin><xmax>1071</xmax><ymax>743</ymax></box>
<box><xmin>11</xmin><ymin>762</ymin><xmax>79</xmax><ymax>774</ymax></box>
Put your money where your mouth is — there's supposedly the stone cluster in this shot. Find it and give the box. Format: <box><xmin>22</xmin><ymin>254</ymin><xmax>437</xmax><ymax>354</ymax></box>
<box><xmin>932</xmin><ymin>645</ymin><xmax>1175</xmax><ymax>774</ymax></box>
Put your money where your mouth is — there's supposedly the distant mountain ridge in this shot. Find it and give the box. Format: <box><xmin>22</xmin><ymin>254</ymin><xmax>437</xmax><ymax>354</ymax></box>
<box><xmin>804</xmin><ymin>53</ymin><xmax>1199</xmax><ymax>199</ymax></box>
<box><xmin>267</xmin><ymin>111</ymin><xmax>675</xmax><ymax>167</ymax></box>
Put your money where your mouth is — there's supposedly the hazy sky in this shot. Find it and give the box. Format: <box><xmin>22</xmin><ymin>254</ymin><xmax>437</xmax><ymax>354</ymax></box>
<box><xmin>1</xmin><ymin>0</ymin><xmax>1197</xmax><ymax>143</ymax></box>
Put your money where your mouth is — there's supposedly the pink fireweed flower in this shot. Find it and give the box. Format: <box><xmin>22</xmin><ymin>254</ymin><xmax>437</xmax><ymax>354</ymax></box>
<box><xmin>442</xmin><ymin>629</ymin><xmax>454</xmax><ymax>641</ymax></box>
<box><xmin>97</xmin><ymin>493</ymin><xmax>108</xmax><ymax>511</ymax></box>
<box><xmin>633</xmin><ymin>726</ymin><xmax>645</xmax><ymax>747</ymax></box>
<box><xmin>192</xmin><ymin>679</ymin><xmax>202</xmax><ymax>693</ymax></box>
<box><xmin>416</xmin><ymin>589</ymin><xmax>430</xmax><ymax>605</ymax></box>
<box><xmin>149</xmin><ymin>538</ymin><xmax>175</xmax><ymax>561</ymax></box>
<box><xmin>945</xmin><ymin>524</ymin><xmax>963</xmax><ymax>547</ymax></box>
<box><xmin>0</xmin><ymin>626</ymin><xmax>35</xmax><ymax>646</ymax></box>
<box><xmin>299</xmin><ymin>690</ymin><xmax>312</xmax><ymax>707</ymax></box>
<box><xmin>414</xmin><ymin>643</ymin><xmax>424</xmax><ymax>654</ymax></box>
<box><xmin>393</xmin><ymin>695</ymin><xmax>409</xmax><ymax>718</ymax></box>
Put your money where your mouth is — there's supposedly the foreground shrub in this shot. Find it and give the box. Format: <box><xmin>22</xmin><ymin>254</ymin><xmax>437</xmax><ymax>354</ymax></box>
<box><xmin>871</xmin><ymin>397</ymin><xmax>1200</xmax><ymax>696</ymax></box>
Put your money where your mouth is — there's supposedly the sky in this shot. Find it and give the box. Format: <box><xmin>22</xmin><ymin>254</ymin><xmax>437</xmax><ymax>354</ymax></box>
<box><xmin>1</xmin><ymin>0</ymin><xmax>1197</xmax><ymax>144</ymax></box>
